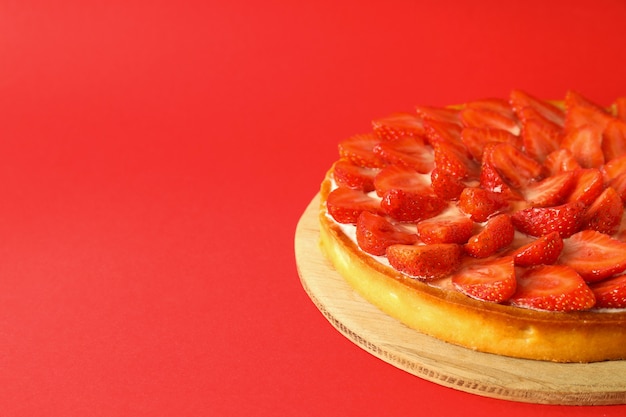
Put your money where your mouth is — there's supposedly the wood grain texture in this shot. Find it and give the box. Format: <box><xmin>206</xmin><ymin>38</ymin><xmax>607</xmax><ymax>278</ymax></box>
<box><xmin>295</xmin><ymin>194</ymin><xmax>626</xmax><ymax>405</ymax></box>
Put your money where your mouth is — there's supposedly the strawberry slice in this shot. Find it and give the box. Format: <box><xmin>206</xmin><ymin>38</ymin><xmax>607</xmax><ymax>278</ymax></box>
<box><xmin>543</xmin><ymin>149</ymin><xmax>581</xmax><ymax>175</ymax></box>
<box><xmin>560</xmin><ymin>125</ymin><xmax>605</xmax><ymax>169</ymax></box>
<box><xmin>564</xmin><ymin>103</ymin><xmax>613</xmax><ymax>135</ymax></box>
<box><xmin>460</xmin><ymin>107</ymin><xmax>520</xmax><ymax>135</ymax></box>
<box><xmin>423</xmin><ymin>119</ymin><xmax>464</xmax><ymax>148</ymax></box>
<box><xmin>373</xmin><ymin>136</ymin><xmax>434</xmax><ymax>173</ymax></box>
<box><xmin>565</xmin><ymin>90</ymin><xmax>608</xmax><ymax>114</ymax></box>
<box><xmin>466</xmin><ymin>98</ymin><xmax>516</xmax><ymax>119</ymax></box>
<box><xmin>464</xmin><ymin>214</ymin><xmax>515</xmax><ymax>258</ymax></box>
<box><xmin>415</xmin><ymin>105</ymin><xmax>461</xmax><ymax>126</ymax></box>
<box><xmin>519</xmin><ymin>108</ymin><xmax>563</xmax><ymax>163</ymax></box>
<box><xmin>380</xmin><ymin>189</ymin><xmax>447</xmax><ymax>222</ymax></box>
<box><xmin>386</xmin><ymin>243</ymin><xmax>462</xmax><ymax>280</ymax></box>
<box><xmin>559</xmin><ymin>230</ymin><xmax>626</xmax><ymax>282</ymax></box>
<box><xmin>589</xmin><ymin>274</ymin><xmax>626</xmax><ymax>309</ymax></box>
<box><xmin>432</xmin><ymin>139</ymin><xmax>479</xmax><ymax>179</ymax></box>
<box><xmin>615</xmin><ymin>97</ymin><xmax>626</xmax><ymax>122</ymax></box>
<box><xmin>582</xmin><ymin>187</ymin><xmax>624</xmax><ymax>235</ymax></box>
<box><xmin>511</xmin><ymin>231</ymin><xmax>563</xmax><ymax>267</ymax></box>
<box><xmin>602</xmin><ymin>118</ymin><xmax>626</xmax><ymax>162</ymax></box>
<box><xmin>458</xmin><ymin>187</ymin><xmax>509</xmax><ymax>222</ymax></box>
<box><xmin>460</xmin><ymin>127</ymin><xmax>521</xmax><ymax>161</ymax></box>
<box><xmin>511</xmin><ymin>201</ymin><xmax>585</xmax><ymax>238</ymax></box>
<box><xmin>452</xmin><ymin>256</ymin><xmax>516</xmax><ymax>303</ymax></box>
<box><xmin>373</xmin><ymin>164</ymin><xmax>430</xmax><ymax>197</ymax></box>
<box><xmin>509</xmin><ymin>90</ymin><xmax>566</xmax><ymax>126</ymax></box>
<box><xmin>326</xmin><ymin>187</ymin><xmax>381</xmax><ymax>224</ymax></box>
<box><xmin>602</xmin><ymin>154</ymin><xmax>626</xmax><ymax>182</ymax></box>
<box><xmin>566</xmin><ymin>168</ymin><xmax>604</xmax><ymax>206</ymax></box>
<box><xmin>356</xmin><ymin>211</ymin><xmax>418</xmax><ymax>256</ymax></box>
<box><xmin>430</xmin><ymin>167</ymin><xmax>467</xmax><ymax>200</ymax></box>
<box><xmin>522</xmin><ymin>171</ymin><xmax>575</xmax><ymax>208</ymax></box>
<box><xmin>372</xmin><ymin>112</ymin><xmax>426</xmax><ymax>141</ymax></box>
<box><xmin>483</xmin><ymin>142</ymin><xmax>544</xmax><ymax>190</ymax></box>
<box><xmin>509</xmin><ymin>265</ymin><xmax>595</xmax><ymax>312</ymax></box>
<box><xmin>608</xmin><ymin>171</ymin><xmax>626</xmax><ymax>203</ymax></box>
<box><xmin>332</xmin><ymin>160</ymin><xmax>378</xmax><ymax>192</ymax></box>
<box><xmin>338</xmin><ymin>133</ymin><xmax>386</xmax><ymax>168</ymax></box>
<box><xmin>417</xmin><ymin>212</ymin><xmax>475</xmax><ymax>244</ymax></box>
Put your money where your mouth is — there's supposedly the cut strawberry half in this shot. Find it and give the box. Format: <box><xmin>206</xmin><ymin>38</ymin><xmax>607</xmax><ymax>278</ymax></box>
<box><xmin>519</xmin><ymin>108</ymin><xmax>562</xmax><ymax>163</ymax></box>
<box><xmin>582</xmin><ymin>187</ymin><xmax>624</xmax><ymax>235</ymax></box>
<box><xmin>522</xmin><ymin>170</ymin><xmax>575</xmax><ymax>208</ymax></box>
<box><xmin>566</xmin><ymin>168</ymin><xmax>604</xmax><ymax>206</ymax></box>
<box><xmin>373</xmin><ymin>164</ymin><xmax>430</xmax><ymax>197</ymax></box>
<box><xmin>602</xmin><ymin>118</ymin><xmax>626</xmax><ymax>162</ymax></box>
<box><xmin>415</xmin><ymin>105</ymin><xmax>461</xmax><ymax>126</ymax></box>
<box><xmin>559</xmin><ymin>230</ymin><xmax>626</xmax><ymax>282</ymax></box>
<box><xmin>372</xmin><ymin>112</ymin><xmax>426</xmax><ymax>141</ymax></box>
<box><xmin>326</xmin><ymin>187</ymin><xmax>381</xmax><ymax>224</ymax></box>
<box><xmin>564</xmin><ymin>103</ymin><xmax>614</xmax><ymax>135</ymax></box>
<box><xmin>373</xmin><ymin>136</ymin><xmax>434</xmax><ymax>173</ymax></box>
<box><xmin>430</xmin><ymin>167</ymin><xmax>467</xmax><ymax>200</ymax></box>
<box><xmin>511</xmin><ymin>231</ymin><xmax>563</xmax><ymax>267</ymax></box>
<box><xmin>458</xmin><ymin>187</ymin><xmax>509</xmax><ymax>222</ymax></box>
<box><xmin>386</xmin><ymin>243</ymin><xmax>462</xmax><ymax>280</ymax></box>
<box><xmin>380</xmin><ymin>189</ymin><xmax>447</xmax><ymax>222</ymax></box>
<box><xmin>460</xmin><ymin>127</ymin><xmax>521</xmax><ymax>161</ymax></box>
<box><xmin>464</xmin><ymin>214</ymin><xmax>515</xmax><ymax>258</ymax></box>
<box><xmin>417</xmin><ymin>212</ymin><xmax>475</xmax><ymax>244</ymax></box>
<box><xmin>466</xmin><ymin>98</ymin><xmax>516</xmax><ymax>119</ymax></box>
<box><xmin>509</xmin><ymin>89</ymin><xmax>566</xmax><ymax>127</ymax></box>
<box><xmin>432</xmin><ymin>139</ymin><xmax>479</xmax><ymax>179</ymax></box>
<box><xmin>509</xmin><ymin>265</ymin><xmax>595</xmax><ymax>312</ymax></box>
<box><xmin>511</xmin><ymin>201</ymin><xmax>585</xmax><ymax>238</ymax></box>
<box><xmin>356</xmin><ymin>211</ymin><xmax>418</xmax><ymax>256</ymax></box>
<box><xmin>543</xmin><ymin>149</ymin><xmax>581</xmax><ymax>175</ymax></box>
<box><xmin>602</xmin><ymin>154</ymin><xmax>626</xmax><ymax>182</ymax></box>
<box><xmin>482</xmin><ymin>142</ymin><xmax>544</xmax><ymax>190</ymax></box>
<box><xmin>452</xmin><ymin>256</ymin><xmax>516</xmax><ymax>303</ymax></box>
<box><xmin>338</xmin><ymin>133</ymin><xmax>386</xmax><ymax>168</ymax></box>
<box><xmin>332</xmin><ymin>160</ymin><xmax>378</xmax><ymax>192</ymax></box>
<box><xmin>560</xmin><ymin>125</ymin><xmax>605</xmax><ymax>169</ymax></box>
<box><xmin>589</xmin><ymin>274</ymin><xmax>626</xmax><ymax>309</ymax></box>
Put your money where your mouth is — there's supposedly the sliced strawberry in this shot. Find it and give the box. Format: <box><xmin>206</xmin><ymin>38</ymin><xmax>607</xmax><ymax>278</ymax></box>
<box><xmin>511</xmin><ymin>201</ymin><xmax>585</xmax><ymax>238</ymax></box>
<box><xmin>543</xmin><ymin>149</ymin><xmax>581</xmax><ymax>175</ymax></box>
<box><xmin>609</xmin><ymin>171</ymin><xmax>626</xmax><ymax>203</ymax></box>
<box><xmin>458</xmin><ymin>187</ymin><xmax>509</xmax><ymax>222</ymax></box>
<box><xmin>565</xmin><ymin>90</ymin><xmax>608</xmax><ymax>114</ymax></box>
<box><xmin>373</xmin><ymin>136</ymin><xmax>434</xmax><ymax>173</ymax></box>
<box><xmin>326</xmin><ymin>187</ymin><xmax>382</xmax><ymax>224</ymax></box>
<box><xmin>522</xmin><ymin>171</ymin><xmax>575</xmax><ymax>207</ymax></box>
<box><xmin>602</xmin><ymin>154</ymin><xmax>626</xmax><ymax>182</ymax></box>
<box><xmin>380</xmin><ymin>189</ymin><xmax>447</xmax><ymax>222</ymax></box>
<box><xmin>460</xmin><ymin>107</ymin><xmax>520</xmax><ymax>135</ymax></box>
<box><xmin>566</xmin><ymin>168</ymin><xmax>604</xmax><ymax>206</ymax></box>
<box><xmin>589</xmin><ymin>274</ymin><xmax>626</xmax><ymax>309</ymax></box>
<box><xmin>415</xmin><ymin>105</ymin><xmax>461</xmax><ymax>126</ymax></box>
<box><xmin>479</xmin><ymin>159</ymin><xmax>517</xmax><ymax>198</ymax></box>
<box><xmin>509</xmin><ymin>265</ymin><xmax>595</xmax><ymax>312</ymax></box>
<box><xmin>386</xmin><ymin>243</ymin><xmax>462</xmax><ymax>280</ymax></box>
<box><xmin>482</xmin><ymin>142</ymin><xmax>544</xmax><ymax>189</ymax></box>
<box><xmin>466</xmin><ymin>98</ymin><xmax>516</xmax><ymax>119</ymax></box>
<box><xmin>417</xmin><ymin>212</ymin><xmax>475</xmax><ymax>244</ymax></box>
<box><xmin>356</xmin><ymin>211</ymin><xmax>418</xmax><ymax>256</ymax></box>
<box><xmin>423</xmin><ymin>119</ymin><xmax>464</xmax><ymax>148</ymax></box>
<box><xmin>560</xmin><ymin>125</ymin><xmax>605</xmax><ymax>169</ymax></box>
<box><xmin>432</xmin><ymin>139</ymin><xmax>479</xmax><ymax>179</ymax></box>
<box><xmin>452</xmin><ymin>256</ymin><xmax>516</xmax><ymax>303</ymax></box>
<box><xmin>519</xmin><ymin>108</ymin><xmax>562</xmax><ymax>163</ymax></box>
<box><xmin>373</xmin><ymin>164</ymin><xmax>430</xmax><ymax>197</ymax></box>
<box><xmin>332</xmin><ymin>160</ymin><xmax>378</xmax><ymax>192</ymax></box>
<box><xmin>602</xmin><ymin>118</ymin><xmax>626</xmax><ymax>162</ymax></box>
<box><xmin>582</xmin><ymin>187</ymin><xmax>624</xmax><ymax>235</ymax></box>
<box><xmin>615</xmin><ymin>97</ymin><xmax>626</xmax><ymax>122</ymax></box>
<box><xmin>372</xmin><ymin>112</ymin><xmax>426</xmax><ymax>141</ymax></box>
<box><xmin>464</xmin><ymin>214</ymin><xmax>515</xmax><ymax>258</ymax></box>
<box><xmin>564</xmin><ymin>103</ymin><xmax>613</xmax><ymax>134</ymax></box>
<box><xmin>338</xmin><ymin>133</ymin><xmax>385</xmax><ymax>168</ymax></box>
<box><xmin>509</xmin><ymin>90</ymin><xmax>565</xmax><ymax>126</ymax></box>
<box><xmin>559</xmin><ymin>230</ymin><xmax>626</xmax><ymax>282</ymax></box>
<box><xmin>511</xmin><ymin>231</ymin><xmax>563</xmax><ymax>267</ymax></box>
<box><xmin>460</xmin><ymin>127</ymin><xmax>521</xmax><ymax>161</ymax></box>
<box><xmin>430</xmin><ymin>167</ymin><xmax>467</xmax><ymax>200</ymax></box>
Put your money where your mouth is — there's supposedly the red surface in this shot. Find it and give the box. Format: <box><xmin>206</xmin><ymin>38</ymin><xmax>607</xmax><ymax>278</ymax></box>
<box><xmin>1</xmin><ymin>0</ymin><xmax>626</xmax><ymax>415</ymax></box>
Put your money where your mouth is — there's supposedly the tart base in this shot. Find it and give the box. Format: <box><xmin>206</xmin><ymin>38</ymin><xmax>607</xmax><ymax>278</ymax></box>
<box><xmin>296</xmin><ymin>192</ymin><xmax>626</xmax><ymax>404</ymax></box>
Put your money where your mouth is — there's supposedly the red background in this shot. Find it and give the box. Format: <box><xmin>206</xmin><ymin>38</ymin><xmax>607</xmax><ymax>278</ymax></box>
<box><xmin>1</xmin><ymin>0</ymin><xmax>626</xmax><ymax>415</ymax></box>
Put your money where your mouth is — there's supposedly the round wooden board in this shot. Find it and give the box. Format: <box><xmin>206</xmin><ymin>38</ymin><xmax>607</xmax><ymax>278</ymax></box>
<box><xmin>295</xmin><ymin>193</ymin><xmax>626</xmax><ymax>406</ymax></box>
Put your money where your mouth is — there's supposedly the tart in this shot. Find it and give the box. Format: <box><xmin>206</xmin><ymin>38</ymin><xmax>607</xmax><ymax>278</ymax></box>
<box><xmin>319</xmin><ymin>90</ymin><xmax>626</xmax><ymax>363</ymax></box>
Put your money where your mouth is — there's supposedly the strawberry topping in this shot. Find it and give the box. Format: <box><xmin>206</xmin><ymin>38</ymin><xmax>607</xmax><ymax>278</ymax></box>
<box><xmin>590</xmin><ymin>274</ymin><xmax>626</xmax><ymax>309</ymax></box>
<box><xmin>386</xmin><ymin>243</ymin><xmax>462</xmax><ymax>280</ymax></box>
<box><xmin>356</xmin><ymin>212</ymin><xmax>418</xmax><ymax>256</ymax></box>
<box><xmin>558</xmin><ymin>230</ymin><xmax>626</xmax><ymax>282</ymax></box>
<box><xmin>464</xmin><ymin>214</ymin><xmax>515</xmax><ymax>258</ymax></box>
<box><xmin>452</xmin><ymin>256</ymin><xmax>516</xmax><ymax>303</ymax></box>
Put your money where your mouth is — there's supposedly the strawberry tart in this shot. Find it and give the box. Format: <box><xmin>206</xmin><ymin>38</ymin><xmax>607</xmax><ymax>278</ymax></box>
<box><xmin>319</xmin><ymin>90</ymin><xmax>626</xmax><ymax>363</ymax></box>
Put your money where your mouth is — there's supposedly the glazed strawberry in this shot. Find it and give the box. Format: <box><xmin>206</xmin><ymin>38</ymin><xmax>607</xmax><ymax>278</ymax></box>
<box><xmin>479</xmin><ymin>159</ymin><xmax>518</xmax><ymax>199</ymax></box>
<box><xmin>338</xmin><ymin>133</ymin><xmax>386</xmax><ymax>168</ymax></box>
<box><xmin>608</xmin><ymin>172</ymin><xmax>626</xmax><ymax>203</ymax></box>
<box><xmin>430</xmin><ymin>167</ymin><xmax>467</xmax><ymax>200</ymax></box>
<box><xmin>543</xmin><ymin>149</ymin><xmax>581</xmax><ymax>175</ymax></box>
<box><xmin>356</xmin><ymin>211</ymin><xmax>418</xmax><ymax>256</ymax></box>
<box><xmin>509</xmin><ymin>89</ymin><xmax>566</xmax><ymax>126</ymax></box>
<box><xmin>566</xmin><ymin>168</ymin><xmax>604</xmax><ymax>206</ymax></box>
<box><xmin>386</xmin><ymin>243</ymin><xmax>462</xmax><ymax>280</ymax></box>
<box><xmin>432</xmin><ymin>139</ymin><xmax>479</xmax><ymax>179</ymax></box>
<box><xmin>582</xmin><ymin>187</ymin><xmax>623</xmax><ymax>235</ymax></box>
<box><xmin>509</xmin><ymin>265</ymin><xmax>595</xmax><ymax>312</ymax></box>
<box><xmin>511</xmin><ymin>201</ymin><xmax>585</xmax><ymax>238</ymax></box>
<box><xmin>565</xmin><ymin>90</ymin><xmax>607</xmax><ymax>114</ymax></box>
<box><xmin>380</xmin><ymin>189</ymin><xmax>447</xmax><ymax>222</ymax></box>
<box><xmin>326</xmin><ymin>187</ymin><xmax>381</xmax><ymax>224</ymax></box>
<box><xmin>423</xmin><ymin>119</ymin><xmax>464</xmax><ymax>148</ymax></box>
<box><xmin>458</xmin><ymin>187</ymin><xmax>509</xmax><ymax>222</ymax></box>
<box><xmin>460</xmin><ymin>107</ymin><xmax>520</xmax><ymax>135</ymax></box>
<box><xmin>372</xmin><ymin>112</ymin><xmax>426</xmax><ymax>141</ymax></box>
<box><xmin>522</xmin><ymin>170</ymin><xmax>575</xmax><ymax>207</ymax></box>
<box><xmin>464</xmin><ymin>214</ymin><xmax>515</xmax><ymax>258</ymax></box>
<box><xmin>373</xmin><ymin>164</ymin><xmax>430</xmax><ymax>197</ymax></box>
<box><xmin>519</xmin><ymin>108</ymin><xmax>562</xmax><ymax>163</ymax></box>
<box><xmin>589</xmin><ymin>274</ymin><xmax>626</xmax><ymax>309</ymax></box>
<box><xmin>564</xmin><ymin>102</ymin><xmax>613</xmax><ymax>134</ymax></box>
<box><xmin>601</xmin><ymin>154</ymin><xmax>626</xmax><ymax>182</ymax></box>
<box><xmin>333</xmin><ymin>160</ymin><xmax>378</xmax><ymax>192</ymax></box>
<box><xmin>560</xmin><ymin>126</ymin><xmax>605</xmax><ymax>169</ymax></box>
<box><xmin>602</xmin><ymin>118</ymin><xmax>626</xmax><ymax>162</ymax></box>
<box><xmin>373</xmin><ymin>136</ymin><xmax>434</xmax><ymax>173</ymax></box>
<box><xmin>452</xmin><ymin>256</ymin><xmax>516</xmax><ymax>303</ymax></box>
<box><xmin>559</xmin><ymin>230</ymin><xmax>626</xmax><ymax>282</ymax></box>
<box><xmin>460</xmin><ymin>127</ymin><xmax>521</xmax><ymax>161</ymax></box>
<box><xmin>417</xmin><ymin>212</ymin><xmax>475</xmax><ymax>244</ymax></box>
<box><xmin>482</xmin><ymin>143</ymin><xmax>544</xmax><ymax>189</ymax></box>
<box><xmin>466</xmin><ymin>98</ymin><xmax>516</xmax><ymax>119</ymax></box>
<box><xmin>511</xmin><ymin>231</ymin><xmax>563</xmax><ymax>267</ymax></box>
<box><xmin>415</xmin><ymin>105</ymin><xmax>461</xmax><ymax>126</ymax></box>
